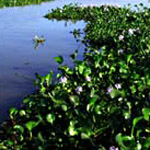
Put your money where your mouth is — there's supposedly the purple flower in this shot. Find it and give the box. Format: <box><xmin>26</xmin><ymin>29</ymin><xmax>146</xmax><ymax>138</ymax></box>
<box><xmin>109</xmin><ymin>146</ymin><xmax>119</xmax><ymax>150</ymax></box>
<box><xmin>59</xmin><ymin>76</ymin><xmax>67</xmax><ymax>84</ymax></box>
<box><xmin>90</xmin><ymin>4</ymin><xmax>94</xmax><ymax>8</ymax></box>
<box><xmin>107</xmin><ymin>87</ymin><xmax>113</xmax><ymax>94</ymax></box>
<box><xmin>85</xmin><ymin>76</ymin><xmax>91</xmax><ymax>82</ymax></box>
<box><xmin>75</xmin><ymin>86</ymin><xmax>83</xmax><ymax>94</ymax></box>
<box><xmin>118</xmin><ymin>49</ymin><xmax>123</xmax><ymax>54</ymax></box>
<box><xmin>115</xmin><ymin>83</ymin><xmax>121</xmax><ymax>90</ymax></box>
<box><xmin>119</xmin><ymin>35</ymin><xmax>124</xmax><ymax>41</ymax></box>
<box><xmin>128</xmin><ymin>28</ymin><xmax>134</xmax><ymax>35</ymax></box>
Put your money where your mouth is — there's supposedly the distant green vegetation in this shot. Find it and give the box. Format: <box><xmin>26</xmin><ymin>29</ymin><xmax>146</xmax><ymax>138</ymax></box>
<box><xmin>0</xmin><ymin>0</ymin><xmax>52</xmax><ymax>8</ymax></box>
<box><xmin>0</xmin><ymin>3</ymin><xmax>150</xmax><ymax>150</ymax></box>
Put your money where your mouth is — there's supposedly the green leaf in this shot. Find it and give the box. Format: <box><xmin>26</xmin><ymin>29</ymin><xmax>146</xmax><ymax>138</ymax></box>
<box><xmin>95</xmin><ymin>105</ymin><xmax>102</xmax><ymax>115</ymax></box>
<box><xmin>81</xmin><ymin>133</ymin><xmax>90</xmax><ymax>140</ymax></box>
<box><xmin>142</xmin><ymin>108</ymin><xmax>150</xmax><ymax>121</ymax></box>
<box><xmin>137</xmin><ymin>143</ymin><xmax>142</xmax><ymax>150</ymax></box>
<box><xmin>89</xmin><ymin>95</ymin><xmax>99</xmax><ymax>106</ymax></box>
<box><xmin>123</xmin><ymin>102</ymin><xmax>132</xmax><ymax>119</ymax></box>
<box><xmin>9</xmin><ymin>108</ymin><xmax>18</xmax><ymax>119</ymax></box>
<box><xmin>0</xmin><ymin>142</ymin><xmax>9</xmax><ymax>149</ymax></box>
<box><xmin>127</xmin><ymin>54</ymin><xmax>132</xmax><ymax>63</ymax></box>
<box><xmin>23</xmin><ymin>97</ymin><xmax>31</xmax><ymax>104</ymax></box>
<box><xmin>95</xmin><ymin>125</ymin><xmax>109</xmax><ymax>135</ymax></box>
<box><xmin>45</xmin><ymin>71</ymin><xmax>53</xmax><ymax>86</ymax></box>
<box><xmin>46</xmin><ymin>113</ymin><xmax>55</xmax><ymax>124</ymax></box>
<box><xmin>40</xmin><ymin>86</ymin><xmax>46</xmax><ymax>94</ymax></box>
<box><xmin>19</xmin><ymin>110</ymin><xmax>26</xmax><ymax>116</ymax></box>
<box><xmin>78</xmin><ymin>64</ymin><xmax>84</xmax><ymax>74</ymax></box>
<box><xmin>69</xmin><ymin>95</ymin><xmax>79</xmax><ymax>106</ymax></box>
<box><xmin>18</xmin><ymin>135</ymin><xmax>24</xmax><ymax>142</ymax></box>
<box><xmin>136</xmin><ymin>129</ymin><xmax>142</xmax><ymax>138</ymax></box>
<box><xmin>116</xmin><ymin>133</ymin><xmax>132</xmax><ymax>149</ymax></box>
<box><xmin>131</xmin><ymin>116</ymin><xmax>143</xmax><ymax>137</ymax></box>
<box><xmin>54</xmin><ymin>56</ymin><xmax>64</xmax><ymax>64</ymax></box>
<box><xmin>38</xmin><ymin>132</ymin><xmax>45</xmax><ymax>143</ymax></box>
<box><xmin>83</xmin><ymin>68</ymin><xmax>91</xmax><ymax>77</ymax></box>
<box><xmin>6</xmin><ymin>140</ymin><xmax>14</xmax><ymax>146</ymax></box>
<box><xmin>130</xmin><ymin>85</ymin><xmax>137</xmax><ymax>94</ymax></box>
<box><xmin>110</xmin><ymin>89</ymin><xmax>120</xmax><ymax>99</ymax></box>
<box><xmin>144</xmin><ymin>137</ymin><xmax>150</xmax><ymax>148</ymax></box>
<box><xmin>61</xmin><ymin>105</ymin><xmax>68</xmax><ymax>111</ymax></box>
<box><xmin>14</xmin><ymin>125</ymin><xmax>24</xmax><ymax>134</ymax></box>
<box><xmin>68</xmin><ymin>125</ymin><xmax>78</xmax><ymax>136</ymax></box>
<box><xmin>25</xmin><ymin>121</ymin><xmax>38</xmax><ymax>131</ymax></box>
<box><xmin>133</xmin><ymin>116</ymin><xmax>143</xmax><ymax>127</ymax></box>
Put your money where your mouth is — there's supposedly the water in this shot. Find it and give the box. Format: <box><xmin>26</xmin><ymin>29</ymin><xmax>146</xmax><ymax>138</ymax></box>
<box><xmin>0</xmin><ymin>0</ymin><xmax>149</xmax><ymax>122</ymax></box>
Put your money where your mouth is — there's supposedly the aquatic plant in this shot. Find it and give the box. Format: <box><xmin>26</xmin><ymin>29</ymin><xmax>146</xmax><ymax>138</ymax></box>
<box><xmin>0</xmin><ymin>0</ymin><xmax>53</xmax><ymax>8</ymax></box>
<box><xmin>0</xmin><ymin>3</ymin><xmax>150</xmax><ymax>150</ymax></box>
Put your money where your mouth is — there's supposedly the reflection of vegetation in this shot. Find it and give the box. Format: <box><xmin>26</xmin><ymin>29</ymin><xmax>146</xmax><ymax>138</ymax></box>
<box><xmin>0</xmin><ymin>0</ymin><xmax>53</xmax><ymax>8</ymax></box>
<box><xmin>1</xmin><ymin>4</ymin><xmax>150</xmax><ymax>150</ymax></box>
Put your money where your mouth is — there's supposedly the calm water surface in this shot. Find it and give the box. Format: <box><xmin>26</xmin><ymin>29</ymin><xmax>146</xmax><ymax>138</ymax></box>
<box><xmin>0</xmin><ymin>0</ymin><xmax>149</xmax><ymax>122</ymax></box>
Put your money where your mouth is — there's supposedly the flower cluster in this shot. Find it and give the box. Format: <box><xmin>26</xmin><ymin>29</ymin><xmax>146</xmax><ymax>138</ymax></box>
<box><xmin>85</xmin><ymin>76</ymin><xmax>91</xmax><ymax>82</ymax></box>
<box><xmin>115</xmin><ymin>83</ymin><xmax>121</xmax><ymax>90</ymax></box>
<box><xmin>107</xmin><ymin>87</ymin><xmax>113</xmax><ymax>94</ymax></box>
<box><xmin>109</xmin><ymin>146</ymin><xmax>119</xmax><ymax>150</ymax></box>
<box><xmin>75</xmin><ymin>86</ymin><xmax>83</xmax><ymax>94</ymax></box>
<box><xmin>118</xmin><ymin>35</ymin><xmax>124</xmax><ymax>41</ymax></box>
<box><xmin>118</xmin><ymin>49</ymin><xmax>123</xmax><ymax>54</ymax></box>
<box><xmin>59</xmin><ymin>76</ymin><xmax>67</xmax><ymax>84</ymax></box>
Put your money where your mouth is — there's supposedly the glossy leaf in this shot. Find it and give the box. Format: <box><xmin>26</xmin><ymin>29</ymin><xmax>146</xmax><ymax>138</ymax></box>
<box><xmin>25</xmin><ymin>121</ymin><xmax>38</xmax><ymax>131</ymax></box>
<box><xmin>54</xmin><ymin>56</ymin><xmax>64</xmax><ymax>64</ymax></box>
<box><xmin>46</xmin><ymin>113</ymin><xmax>55</xmax><ymax>124</ymax></box>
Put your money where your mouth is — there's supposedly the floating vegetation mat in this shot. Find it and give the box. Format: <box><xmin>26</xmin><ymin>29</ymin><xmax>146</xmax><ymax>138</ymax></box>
<box><xmin>0</xmin><ymin>0</ymin><xmax>53</xmax><ymax>8</ymax></box>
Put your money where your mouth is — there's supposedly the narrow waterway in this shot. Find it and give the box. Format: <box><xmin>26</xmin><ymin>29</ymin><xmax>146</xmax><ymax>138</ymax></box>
<box><xmin>0</xmin><ymin>0</ymin><xmax>149</xmax><ymax>122</ymax></box>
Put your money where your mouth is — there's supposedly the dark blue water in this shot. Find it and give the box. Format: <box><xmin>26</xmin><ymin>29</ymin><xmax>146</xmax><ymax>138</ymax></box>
<box><xmin>0</xmin><ymin>0</ymin><xmax>149</xmax><ymax>122</ymax></box>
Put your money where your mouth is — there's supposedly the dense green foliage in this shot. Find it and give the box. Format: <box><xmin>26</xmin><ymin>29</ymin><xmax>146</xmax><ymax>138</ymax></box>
<box><xmin>0</xmin><ymin>0</ymin><xmax>52</xmax><ymax>8</ymax></box>
<box><xmin>0</xmin><ymin>4</ymin><xmax>150</xmax><ymax>150</ymax></box>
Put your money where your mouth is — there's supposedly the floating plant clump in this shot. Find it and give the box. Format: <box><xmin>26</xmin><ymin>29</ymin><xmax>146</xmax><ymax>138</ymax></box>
<box><xmin>0</xmin><ymin>0</ymin><xmax>53</xmax><ymax>8</ymax></box>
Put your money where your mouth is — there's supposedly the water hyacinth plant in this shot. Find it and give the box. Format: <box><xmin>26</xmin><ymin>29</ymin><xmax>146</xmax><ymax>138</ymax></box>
<box><xmin>0</xmin><ymin>0</ymin><xmax>53</xmax><ymax>8</ymax></box>
<box><xmin>0</xmin><ymin>3</ymin><xmax>150</xmax><ymax>150</ymax></box>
